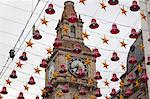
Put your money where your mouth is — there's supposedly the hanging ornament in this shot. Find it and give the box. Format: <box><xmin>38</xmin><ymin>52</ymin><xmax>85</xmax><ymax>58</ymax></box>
<box><xmin>36</xmin><ymin>96</ymin><xmax>40</xmax><ymax>99</ymax></box>
<box><xmin>40</xmin><ymin>59</ymin><xmax>48</xmax><ymax>68</ymax></box>
<box><xmin>73</xmin><ymin>44</ymin><xmax>82</xmax><ymax>54</ymax></box>
<box><xmin>77</xmin><ymin>67</ymin><xmax>85</xmax><ymax>78</ymax></box>
<box><xmin>73</xmin><ymin>94</ymin><xmax>79</xmax><ymax>99</ymax></box>
<box><xmin>129</xmin><ymin>55</ymin><xmax>137</xmax><ymax>64</ymax></box>
<box><xmin>63</xmin><ymin>25</ymin><xmax>69</xmax><ymax>34</ymax></box>
<box><xmin>5</xmin><ymin>79</ymin><xmax>11</xmax><ymax>85</ymax></box>
<box><xmin>110</xmin><ymin>88</ymin><xmax>117</xmax><ymax>97</ymax></box>
<box><xmin>9</xmin><ymin>49</ymin><xmax>15</xmax><ymax>59</ymax></box>
<box><xmin>34</xmin><ymin>66</ymin><xmax>42</xmax><ymax>74</ymax></box>
<box><xmin>140</xmin><ymin>73</ymin><xmax>149</xmax><ymax>82</ymax></box>
<box><xmin>19</xmin><ymin>52</ymin><xmax>28</xmax><ymax>61</ymax></box>
<box><xmin>137</xmin><ymin>64</ymin><xmax>143</xmax><ymax>72</ymax></box>
<box><xmin>100</xmin><ymin>2</ymin><xmax>107</xmax><ymax>10</ymax></box>
<box><xmin>90</xmin><ymin>95</ymin><xmax>96</xmax><ymax>99</ymax></box>
<box><xmin>129</xmin><ymin>28</ymin><xmax>139</xmax><ymax>39</ymax></box>
<box><xmin>105</xmin><ymin>96</ymin><xmax>109</xmax><ymax>99</ymax></box>
<box><xmin>95</xmin><ymin>88</ymin><xmax>102</xmax><ymax>97</ymax></box>
<box><xmin>33</xmin><ymin>30</ymin><xmax>42</xmax><ymax>40</ymax></box>
<box><xmin>17</xmin><ymin>92</ymin><xmax>24</xmax><ymax>99</ymax></box>
<box><xmin>101</xmin><ymin>35</ymin><xmax>109</xmax><ymax>44</ymax></box>
<box><xmin>110</xmin><ymin>24</ymin><xmax>120</xmax><ymax>34</ymax></box>
<box><xmin>53</xmin><ymin>37</ymin><xmax>62</xmax><ymax>48</ymax></box>
<box><xmin>24</xmin><ymin>84</ymin><xmax>29</xmax><ymax>91</ymax></box>
<box><xmin>89</xmin><ymin>18</ymin><xmax>99</xmax><ymax>29</ymax></box>
<box><xmin>125</xmin><ymin>88</ymin><xmax>132</xmax><ymax>97</ymax></box>
<box><xmin>56</xmin><ymin>90</ymin><xmax>63</xmax><ymax>97</ymax></box>
<box><xmin>10</xmin><ymin>70</ymin><xmax>17</xmax><ymax>78</ymax></box>
<box><xmin>147</xmin><ymin>57</ymin><xmax>150</xmax><ymax>65</ymax></box>
<box><xmin>104</xmin><ymin>79</ymin><xmax>109</xmax><ymax>86</ymax></box>
<box><xmin>68</xmin><ymin>13</ymin><xmax>77</xmax><ymax>23</ymax></box>
<box><xmin>41</xmin><ymin>88</ymin><xmax>48</xmax><ymax>98</ymax></box>
<box><xmin>59</xmin><ymin>64</ymin><xmax>67</xmax><ymax>73</ymax></box>
<box><xmin>28</xmin><ymin>76</ymin><xmax>36</xmax><ymax>85</ymax></box>
<box><xmin>85</xmin><ymin>58</ymin><xmax>91</xmax><ymax>65</ymax></box>
<box><xmin>16</xmin><ymin>61</ymin><xmax>23</xmax><ymax>68</ymax></box>
<box><xmin>120</xmin><ymin>40</ymin><xmax>127</xmax><ymax>48</ymax></box>
<box><xmin>46</xmin><ymin>48</ymin><xmax>53</xmax><ymax>55</ymax></box>
<box><xmin>62</xmin><ymin>84</ymin><xmax>69</xmax><ymax>93</ymax></box>
<box><xmin>119</xmin><ymin>80</ymin><xmax>124</xmax><ymax>89</ymax></box>
<box><xmin>79</xmin><ymin>0</ymin><xmax>86</xmax><ymax>4</ymax></box>
<box><xmin>130</xmin><ymin>0</ymin><xmax>140</xmax><ymax>12</ymax></box>
<box><xmin>0</xmin><ymin>86</ymin><xmax>8</xmax><ymax>94</ymax></box>
<box><xmin>94</xmin><ymin>71</ymin><xmax>102</xmax><ymax>80</ymax></box>
<box><xmin>111</xmin><ymin>52</ymin><xmax>119</xmax><ymax>61</ymax></box>
<box><xmin>41</xmin><ymin>17</ymin><xmax>48</xmax><ymax>26</ymax></box>
<box><xmin>26</xmin><ymin>39</ymin><xmax>33</xmax><ymax>47</ymax></box>
<box><xmin>82</xmin><ymin>31</ymin><xmax>89</xmax><ymax>39</ymax></box>
<box><xmin>102</xmin><ymin>61</ymin><xmax>109</xmax><ymax>69</ymax></box>
<box><xmin>65</xmin><ymin>53</ymin><xmax>71</xmax><ymax>60</ymax></box>
<box><xmin>45</xmin><ymin>4</ymin><xmax>55</xmax><ymax>14</ymax></box>
<box><xmin>111</xmin><ymin>73</ymin><xmax>119</xmax><ymax>82</ymax></box>
<box><xmin>120</xmin><ymin>64</ymin><xmax>125</xmax><ymax>71</ymax></box>
<box><xmin>127</xmin><ymin>73</ymin><xmax>135</xmax><ymax>83</ymax></box>
<box><xmin>93</xmin><ymin>48</ymin><xmax>101</xmax><ymax>58</ymax></box>
<box><xmin>46</xmin><ymin>82</ymin><xmax>54</xmax><ymax>93</ymax></box>
<box><xmin>79</xmin><ymin>86</ymin><xmax>86</xmax><ymax>95</ymax></box>
<box><xmin>120</xmin><ymin>7</ymin><xmax>127</xmax><ymax>15</ymax></box>
<box><xmin>108</xmin><ymin>0</ymin><xmax>119</xmax><ymax>6</ymax></box>
<box><xmin>140</xmin><ymin>11</ymin><xmax>147</xmax><ymax>20</ymax></box>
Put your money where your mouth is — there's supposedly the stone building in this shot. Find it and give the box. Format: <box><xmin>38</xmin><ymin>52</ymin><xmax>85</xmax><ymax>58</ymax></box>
<box><xmin>42</xmin><ymin>1</ymin><xmax>101</xmax><ymax>99</ymax></box>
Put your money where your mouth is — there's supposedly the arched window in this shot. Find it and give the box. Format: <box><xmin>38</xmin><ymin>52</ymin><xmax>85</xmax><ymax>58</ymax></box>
<box><xmin>70</xmin><ymin>25</ymin><xmax>76</xmax><ymax>37</ymax></box>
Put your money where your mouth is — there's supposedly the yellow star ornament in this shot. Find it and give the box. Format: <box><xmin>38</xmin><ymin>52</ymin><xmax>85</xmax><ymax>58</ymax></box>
<box><xmin>119</xmin><ymin>80</ymin><xmax>124</xmax><ymax>89</ymax></box>
<box><xmin>63</xmin><ymin>25</ymin><xmax>69</xmax><ymax>34</ymax></box>
<box><xmin>26</xmin><ymin>39</ymin><xmax>33</xmax><ymax>48</ymax></box>
<box><xmin>41</xmin><ymin>17</ymin><xmax>48</xmax><ymax>26</ymax></box>
<box><xmin>101</xmin><ymin>35</ymin><xmax>109</xmax><ymax>44</ymax></box>
<box><xmin>79</xmin><ymin>0</ymin><xmax>86</xmax><ymax>4</ymax></box>
<box><xmin>85</xmin><ymin>58</ymin><xmax>91</xmax><ymax>65</ymax></box>
<box><xmin>53</xmin><ymin>72</ymin><xmax>59</xmax><ymax>79</ymax></box>
<box><xmin>24</xmin><ymin>84</ymin><xmax>29</xmax><ymax>91</ymax></box>
<box><xmin>82</xmin><ymin>31</ymin><xmax>89</xmax><ymax>39</ymax></box>
<box><xmin>65</xmin><ymin>53</ymin><xmax>71</xmax><ymax>60</ymax></box>
<box><xmin>46</xmin><ymin>48</ymin><xmax>53</xmax><ymax>54</ymax></box>
<box><xmin>90</xmin><ymin>95</ymin><xmax>96</xmax><ymax>99</ymax></box>
<box><xmin>56</xmin><ymin>90</ymin><xmax>63</xmax><ymax>97</ymax></box>
<box><xmin>137</xmin><ymin>64</ymin><xmax>143</xmax><ymax>72</ymax></box>
<box><xmin>102</xmin><ymin>61</ymin><xmax>109</xmax><ymax>69</ymax></box>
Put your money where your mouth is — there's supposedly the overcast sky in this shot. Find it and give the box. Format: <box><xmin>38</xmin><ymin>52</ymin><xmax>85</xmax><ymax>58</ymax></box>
<box><xmin>0</xmin><ymin>0</ymin><xmax>141</xmax><ymax>99</ymax></box>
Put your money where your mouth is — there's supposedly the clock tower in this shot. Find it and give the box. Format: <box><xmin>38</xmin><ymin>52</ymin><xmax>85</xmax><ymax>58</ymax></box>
<box><xmin>44</xmin><ymin>1</ymin><xmax>100</xmax><ymax>99</ymax></box>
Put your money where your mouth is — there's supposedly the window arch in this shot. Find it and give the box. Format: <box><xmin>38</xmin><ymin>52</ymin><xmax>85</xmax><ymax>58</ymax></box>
<box><xmin>70</xmin><ymin>25</ymin><xmax>76</xmax><ymax>37</ymax></box>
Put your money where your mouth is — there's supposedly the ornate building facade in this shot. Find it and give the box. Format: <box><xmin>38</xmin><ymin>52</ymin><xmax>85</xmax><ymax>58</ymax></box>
<box><xmin>42</xmin><ymin>1</ymin><xmax>100</xmax><ymax>99</ymax></box>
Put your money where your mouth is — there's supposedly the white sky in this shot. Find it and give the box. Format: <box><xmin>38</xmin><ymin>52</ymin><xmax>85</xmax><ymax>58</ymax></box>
<box><xmin>0</xmin><ymin>0</ymin><xmax>141</xmax><ymax>99</ymax></box>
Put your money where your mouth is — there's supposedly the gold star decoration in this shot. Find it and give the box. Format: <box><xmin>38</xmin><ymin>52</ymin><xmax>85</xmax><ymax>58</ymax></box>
<box><xmin>119</xmin><ymin>80</ymin><xmax>124</xmax><ymax>89</ymax></box>
<box><xmin>105</xmin><ymin>96</ymin><xmax>109</xmax><ymax>99</ymax></box>
<box><xmin>34</xmin><ymin>66</ymin><xmax>42</xmax><ymax>74</ymax></box>
<box><xmin>6</xmin><ymin>79</ymin><xmax>11</xmax><ymax>85</ymax></box>
<box><xmin>16</xmin><ymin>61</ymin><xmax>23</xmax><ymax>68</ymax></box>
<box><xmin>82</xmin><ymin>31</ymin><xmax>89</xmax><ymax>39</ymax></box>
<box><xmin>90</xmin><ymin>95</ymin><xmax>96</xmax><ymax>99</ymax></box>
<box><xmin>46</xmin><ymin>48</ymin><xmax>53</xmax><ymax>54</ymax></box>
<box><xmin>140</xmin><ymin>11</ymin><xmax>147</xmax><ymax>21</ymax></box>
<box><xmin>24</xmin><ymin>84</ymin><xmax>29</xmax><ymax>91</ymax></box>
<box><xmin>88</xmin><ymin>78</ymin><xmax>94</xmax><ymax>86</ymax></box>
<box><xmin>120</xmin><ymin>64</ymin><xmax>125</xmax><ymax>71</ymax></box>
<box><xmin>85</xmin><ymin>58</ymin><xmax>91</xmax><ymax>65</ymax></box>
<box><xmin>63</xmin><ymin>25</ymin><xmax>69</xmax><ymax>34</ymax></box>
<box><xmin>26</xmin><ymin>39</ymin><xmax>33</xmax><ymax>48</ymax></box>
<box><xmin>79</xmin><ymin>0</ymin><xmax>86</xmax><ymax>4</ymax></box>
<box><xmin>100</xmin><ymin>2</ymin><xmax>107</xmax><ymax>10</ymax></box>
<box><xmin>56</xmin><ymin>90</ymin><xmax>63</xmax><ymax>97</ymax></box>
<box><xmin>120</xmin><ymin>40</ymin><xmax>127</xmax><ymax>48</ymax></box>
<box><xmin>65</xmin><ymin>53</ymin><xmax>71</xmax><ymax>60</ymax></box>
<box><xmin>119</xmin><ymin>94</ymin><xmax>123</xmax><ymax>99</ymax></box>
<box><xmin>139</xmin><ymin>44</ymin><xmax>145</xmax><ymax>51</ymax></box>
<box><xmin>135</xmin><ymin>80</ymin><xmax>140</xmax><ymax>88</ymax></box>
<box><xmin>102</xmin><ymin>61</ymin><xmax>109</xmax><ymax>69</ymax></box>
<box><xmin>73</xmin><ymin>94</ymin><xmax>79</xmax><ymax>99</ymax></box>
<box><xmin>120</xmin><ymin>7</ymin><xmax>127</xmax><ymax>15</ymax></box>
<box><xmin>104</xmin><ymin>79</ymin><xmax>109</xmax><ymax>87</ymax></box>
<box><xmin>41</xmin><ymin>17</ymin><xmax>48</xmax><ymax>26</ymax></box>
<box><xmin>70</xmin><ymin>76</ymin><xmax>76</xmax><ymax>82</ymax></box>
<box><xmin>101</xmin><ymin>35</ymin><xmax>109</xmax><ymax>44</ymax></box>
<box><xmin>53</xmin><ymin>72</ymin><xmax>59</xmax><ymax>79</ymax></box>
<box><xmin>41</xmin><ymin>88</ymin><xmax>47</xmax><ymax>96</ymax></box>
<box><xmin>137</xmin><ymin>64</ymin><xmax>143</xmax><ymax>72</ymax></box>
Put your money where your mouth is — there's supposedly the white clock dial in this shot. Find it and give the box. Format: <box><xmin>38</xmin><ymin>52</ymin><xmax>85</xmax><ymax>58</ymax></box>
<box><xmin>68</xmin><ymin>58</ymin><xmax>88</xmax><ymax>77</ymax></box>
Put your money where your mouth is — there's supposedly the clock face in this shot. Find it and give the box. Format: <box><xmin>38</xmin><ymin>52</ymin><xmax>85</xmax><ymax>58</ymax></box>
<box><xmin>48</xmin><ymin>62</ymin><xmax>56</xmax><ymax>80</ymax></box>
<box><xmin>68</xmin><ymin>58</ymin><xmax>88</xmax><ymax>77</ymax></box>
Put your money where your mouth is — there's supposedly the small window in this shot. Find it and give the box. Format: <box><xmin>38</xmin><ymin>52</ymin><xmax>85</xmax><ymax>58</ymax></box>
<box><xmin>70</xmin><ymin>25</ymin><xmax>76</xmax><ymax>37</ymax></box>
